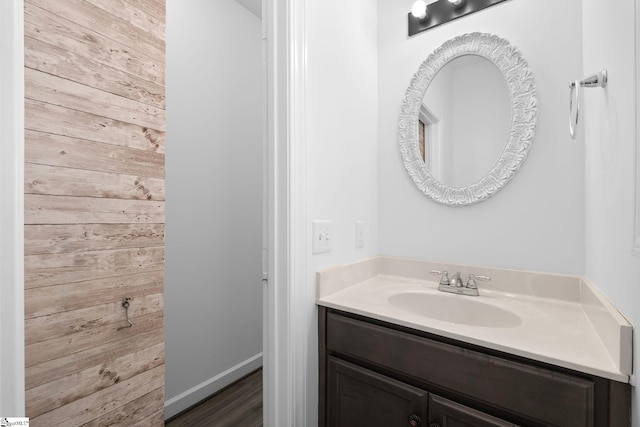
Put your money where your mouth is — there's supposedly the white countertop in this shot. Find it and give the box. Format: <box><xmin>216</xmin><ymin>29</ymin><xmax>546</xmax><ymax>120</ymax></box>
<box><xmin>316</xmin><ymin>257</ymin><xmax>632</xmax><ymax>383</ymax></box>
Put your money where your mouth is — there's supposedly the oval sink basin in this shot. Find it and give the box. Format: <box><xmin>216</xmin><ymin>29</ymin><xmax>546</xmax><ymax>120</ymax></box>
<box><xmin>388</xmin><ymin>292</ymin><xmax>522</xmax><ymax>328</ymax></box>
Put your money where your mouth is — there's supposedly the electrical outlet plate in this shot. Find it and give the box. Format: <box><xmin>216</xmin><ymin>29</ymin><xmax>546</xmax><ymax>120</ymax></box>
<box><xmin>312</xmin><ymin>220</ymin><xmax>332</xmax><ymax>254</ymax></box>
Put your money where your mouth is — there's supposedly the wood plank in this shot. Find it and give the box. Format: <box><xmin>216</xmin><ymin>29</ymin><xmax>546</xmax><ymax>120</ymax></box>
<box><xmin>25</xmin><ymin>270</ymin><xmax>163</xmax><ymax>319</ymax></box>
<box><xmin>83</xmin><ymin>387</ymin><xmax>164</xmax><ymax>427</ymax></box>
<box><xmin>26</xmin><ymin>163</ymin><xmax>165</xmax><ymax>201</ymax></box>
<box><xmin>85</xmin><ymin>0</ymin><xmax>165</xmax><ymax>41</ymax></box>
<box><xmin>25</xmin><ymin>223</ymin><xmax>164</xmax><ymax>256</ymax></box>
<box><xmin>25</xmin><ymin>194</ymin><xmax>165</xmax><ymax>225</ymax></box>
<box><xmin>24</xmin><ymin>2</ymin><xmax>164</xmax><ymax>86</ymax></box>
<box><xmin>131</xmin><ymin>409</ymin><xmax>165</xmax><ymax>427</ymax></box>
<box><xmin>26</xmin><ymin>0</ymin><xmax>165</xmax><ymax>63</ymax></box>
<box><xmin>25</xmin><ymin>99</ymin><xmax>164</xmax><ymax>153</ymax></box>
<box><xmin>25</xmin><ymin>130</ymin><xmax>164</xmax><ymax>179</ymax></box>
<box><xmin>26</xmin><ymin>310</ymin><xmax>164</xmax><ymax>367</ymax></box>
<box><xmin>124</xmin><ymin>0</ymin><xmax>165</xmax><ymax>22</ymax></box>
<box><xmin>126</xmin><ymin>0</ymin><xmax>167</xmax><ymax>22</ymax></box>
<box><xmin>29</xmin><ymin>365</ymin><xmax>165</xmax><ymax>427</ymax></box>
<box><xmin>25</xmin><ymin>68</ymin><xmax>165</xmax><ymax>131</ymax></box>
<box><xmin>27</xmin><ymin>343</ymin><xmax>164</xmax><ymax>418</ymax></box>
<box><xmin>26</xmin><ymin>327</ymin><xmax>163</xmax><ymax>389</ymax></box>
<box><xmin>25</xmin><ymin>293</ymin><xmax>163</xmax><ymax>345</ymax></box>
<box><xmin>25</xmin><ymin>36</ymin><xmax>165</xmax><ymax>109</ymax></box>
<box><xmin>24</xmin><ymin>0</ymin><xmax>166</xmax><ymax>421</ymax></box>
<box><xmin>25</xmin><ymin>247</ymin><xmax>164</xmax><ymax>290</ymax></box>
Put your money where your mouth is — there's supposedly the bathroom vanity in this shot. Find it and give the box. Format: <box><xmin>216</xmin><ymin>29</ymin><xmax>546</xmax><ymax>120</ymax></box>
<box><xmin>317</xmin><ymin>257</ymin><xmax>632</xmax><ymax>426</ymax></box>
<box><xmin>319</xmin><ymin>307</ymin><xmax>629</xmax><ymax>426</ymax></box>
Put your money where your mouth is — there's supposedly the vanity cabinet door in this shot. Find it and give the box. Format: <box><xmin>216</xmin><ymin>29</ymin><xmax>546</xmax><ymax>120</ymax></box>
<box><xmin>429</xmin><ymin>394</ymin><xmax>519</xmax><ymax>427</ymax></box>
<box><xmin>327</xmin><ymin>356</ymin><xmax>428</xmax><ymax>427</ymax></box>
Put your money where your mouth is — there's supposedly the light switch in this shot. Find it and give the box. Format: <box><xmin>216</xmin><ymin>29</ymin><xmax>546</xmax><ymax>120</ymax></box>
<box><xmin>355</xmin><ymin>221</ymin><xmax>365</xmax><ymax>248</ymax></box>
<box><xmin>312</xmin><ymin>220</ymin><xmax>332</xmax><ymax>254</ymax></box>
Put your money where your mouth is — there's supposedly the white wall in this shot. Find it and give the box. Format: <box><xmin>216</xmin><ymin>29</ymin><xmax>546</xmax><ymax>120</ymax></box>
<box><xmin>302</xmin><ymin>0</ymin><xmax>640</xmax><ymax>425</ymax></box>
<box><xmin>583</xmin><ymin>1</ymin><xmax>640</xmax><ymax>424</ymax></box>
<box><xmin>378</xmin><ymin>0</ymin><xmax>585</xmax><ymax>274</ymax></box>
<box><xmin>305</xmin><ymin>0</ymin><xmax>380</xmax><ymax>424</ymax></box>
<box><xmin>0</xmin><ymin>0</ymin><xmax>24</xmax><ymax>415</ymax></box>
<box><xmin>165</xmin><ymin>0</ymin><xmax>263</xmax><ymax>417</ymax></box>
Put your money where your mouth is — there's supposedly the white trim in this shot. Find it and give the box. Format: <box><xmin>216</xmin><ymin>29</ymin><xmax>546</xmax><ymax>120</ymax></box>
<box><xmin>633</xmin><ymin>0</ymin><xmax>640</xmax><ymax>255</ymax></box>
<box><xmin>0</xmin><ymin>0</ymin><xmax>25</xmax><ymax>416</ymax></box>
<box><xmin>419</xmin><ymin>104</ymin><xmax>442</xmax><ymax>180</ymax></box>
<box><xmin>288</xmin><ymin>0</ymin><xmax>308</xmax><ymax>424</ymax></box>
<box><xmin>263</xmin><ymin>0</ymin><xmax>281</xmax><ymax>423</ymax></box>
<box><xmin>263</xmin><ymin>0</ymin><xmax>308</xmax><ymax>425</ymax></box>
<box><xmin>164</xmin><ymin>353</ymin><xmax>263</xmax><ymax>419</ymax></box>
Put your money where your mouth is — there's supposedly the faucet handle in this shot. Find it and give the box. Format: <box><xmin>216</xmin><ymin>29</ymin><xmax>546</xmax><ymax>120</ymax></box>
<box><xmin>467</xmin><ymin>274</ymin><xmax>491</xmax><ymax>289</ymax></box>
<box><xmin>429</xmin><ymin>270</ymin><xmax>450</xmax><ymax>286</ymax></box>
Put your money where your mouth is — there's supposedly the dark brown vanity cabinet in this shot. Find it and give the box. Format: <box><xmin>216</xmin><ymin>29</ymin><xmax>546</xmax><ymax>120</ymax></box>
<box><xmin>319</xmin><ymin>307</ymin><xmax>631</xmax><ymax>427</ymax></box>
<box><xmin>328</xmin><ymin>357</ymin><xmax>428</xmax><ymax>426</ymax></box>
<box><xmin>428</xmin><ymin>394</ymin><xmax>518</xmax><ymax>426</ymax></box>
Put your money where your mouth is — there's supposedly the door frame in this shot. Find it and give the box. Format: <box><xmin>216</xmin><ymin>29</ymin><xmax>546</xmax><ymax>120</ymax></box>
<box><xmin>0</xmin><ymin>0</ymin><xmax>25</xmax><ymax>416</ymax></box>
<box><xmin>263</xmin><ymin>0</ymin><xmax>309</xmax><ymax>426</ymax></box>
<box><xmin>0</xmin><ymin>0</ymin><xmax>309</xmax><ymax>423</ymax></box>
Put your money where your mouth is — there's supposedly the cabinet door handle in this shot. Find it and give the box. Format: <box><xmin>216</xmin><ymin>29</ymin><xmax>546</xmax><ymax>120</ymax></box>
<box><xmin>408</xmin><ymin>414</ymin><xmax>421</xmax><ymax>427</ymax></box>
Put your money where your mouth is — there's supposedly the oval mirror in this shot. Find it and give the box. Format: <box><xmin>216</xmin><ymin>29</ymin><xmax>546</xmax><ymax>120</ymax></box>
<box><xmin>399</xmin><ymin>32</ymin><xmax>537</xmax><ymax>206</ymax></box>
<box><xmin>422</xmin><ymin>55</ymin><xmax>511</xmax><ymax>187</ymax></box>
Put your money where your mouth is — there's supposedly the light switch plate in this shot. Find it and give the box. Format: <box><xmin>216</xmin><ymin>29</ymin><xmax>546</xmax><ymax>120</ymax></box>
<box><xmin>312</xmin><ymin>220</ymin><xmax>332</xmax><ymax>254</ymax></box>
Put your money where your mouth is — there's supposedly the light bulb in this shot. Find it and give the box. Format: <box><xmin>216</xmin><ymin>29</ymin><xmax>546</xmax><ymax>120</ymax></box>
<box><xmin>448</xmin><ymin>0</ymin><xmax>465</xmax><ymax>6</ymax></box>
<box><xmin>411</xmin><ymin>0</ymin><xmax>428</xmax><ymax>20</ymax></box>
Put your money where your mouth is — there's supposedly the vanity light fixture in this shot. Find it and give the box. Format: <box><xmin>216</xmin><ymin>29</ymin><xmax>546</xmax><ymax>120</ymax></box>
<box><xmin>409</xmin><ymin>0</ymin><xmax>508</xmax><ymax>37</ymax></box>
<box><xmin>410</xmin><ymin>0</ymin><xmax>428</xmax><ymax>21</ymax></box>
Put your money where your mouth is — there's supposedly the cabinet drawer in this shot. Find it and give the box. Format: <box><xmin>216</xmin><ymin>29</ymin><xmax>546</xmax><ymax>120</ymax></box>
<box><xmin>326</xmin><ymin>312</ymin><xmax>595</xmax><ymax>427</ymax></box>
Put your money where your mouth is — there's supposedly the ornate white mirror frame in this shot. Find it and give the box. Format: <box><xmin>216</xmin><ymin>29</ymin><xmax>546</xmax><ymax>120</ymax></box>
<box><xmin>398</xmin><ymin>32</ymin><xmax>538</xmax><ymax>206</ymax></box>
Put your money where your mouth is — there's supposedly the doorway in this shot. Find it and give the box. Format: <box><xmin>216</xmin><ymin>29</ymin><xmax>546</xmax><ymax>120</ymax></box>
<box><xmin>164</xmin><ymin>0</ymin><xmax>264</xmax><ymax>420</ymax></box>
<box><xmin>1</xmin><ymin>0</ymin><xmax>308</xmax><ymax>424</ymax></box>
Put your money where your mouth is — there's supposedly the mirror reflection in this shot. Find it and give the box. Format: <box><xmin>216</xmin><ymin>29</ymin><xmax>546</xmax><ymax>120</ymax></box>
<box><xmin>419</xmin><ymin>55</ymin><xmax>511</xmax><ymax>187</ymax></box>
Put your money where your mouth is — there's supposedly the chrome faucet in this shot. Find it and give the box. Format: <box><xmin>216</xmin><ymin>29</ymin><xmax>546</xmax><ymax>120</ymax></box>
<box><xmin>450</xmin><ymin>272</ymin><xmax>463</xmax><ymax>287</ymax></box>
<box><xmin>430</xmin><ymin>270</ymin><xmax>491</xmax><ymax>297</ymax></box>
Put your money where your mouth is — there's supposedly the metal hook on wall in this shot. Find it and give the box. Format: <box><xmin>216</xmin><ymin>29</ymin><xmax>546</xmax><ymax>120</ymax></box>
<box><xmin>117</xmin><ymin>297</ymin><xmax>133</xmax><ymax>330</ymax></box>
<box><xmin>568</xmin><ymin>69</ymin><xmax>608</xmax><ymax>139</ymax></box>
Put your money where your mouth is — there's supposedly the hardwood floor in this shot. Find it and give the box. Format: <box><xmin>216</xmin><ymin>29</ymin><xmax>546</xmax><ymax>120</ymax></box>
<box><xmin>165</xmin><ymin>369</ymin><xmax>262</xmax><ymax>427</ymax></box>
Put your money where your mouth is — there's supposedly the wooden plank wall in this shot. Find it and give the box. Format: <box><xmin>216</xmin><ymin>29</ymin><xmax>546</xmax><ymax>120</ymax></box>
<box><xmin>24</xmin><ymin>0</ymin><xmax>166</xmax><ymax>425</ymax></box>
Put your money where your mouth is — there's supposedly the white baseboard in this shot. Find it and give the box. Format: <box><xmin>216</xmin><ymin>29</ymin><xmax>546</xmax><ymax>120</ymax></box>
<box><xmin>164</xmin><ymin>353</ymin><xmax>263</xmax><ymax>420</ymax></box>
